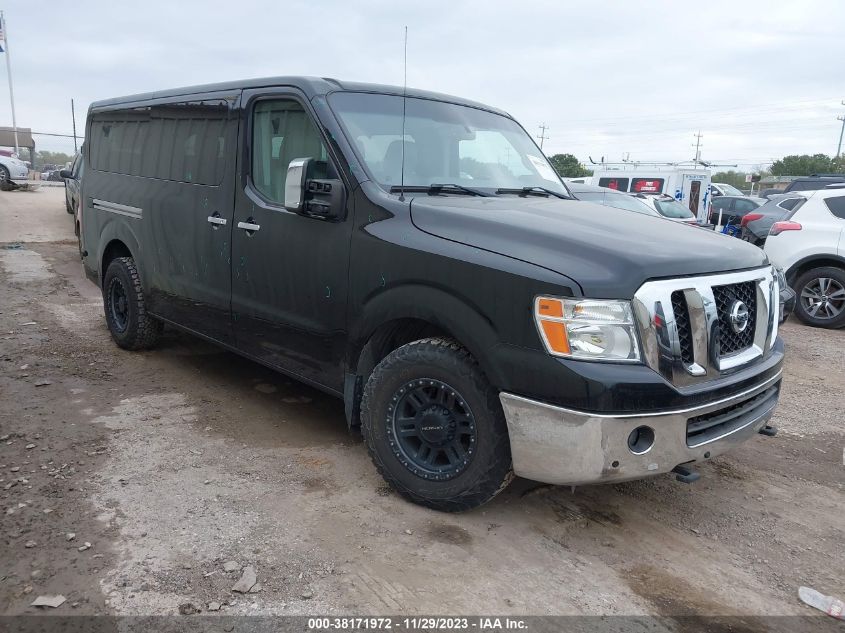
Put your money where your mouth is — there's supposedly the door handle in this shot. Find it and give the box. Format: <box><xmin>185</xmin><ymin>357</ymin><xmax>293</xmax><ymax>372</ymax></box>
<box><xmin>237</xmin><ymin>221</ymin><xmax>261</xmax><ymax>232</ymax></box>
<box><xmin>207</xmin><ymin>214</ymin><xmax>227</xmax><ymax>226</ymax></box>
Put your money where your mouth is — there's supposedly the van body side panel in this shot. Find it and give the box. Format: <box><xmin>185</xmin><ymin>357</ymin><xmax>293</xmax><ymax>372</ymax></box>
<box><xmin>84</xmin><ymin>91</ymin><xmax>240</xmax><ymax>345</ymax></box>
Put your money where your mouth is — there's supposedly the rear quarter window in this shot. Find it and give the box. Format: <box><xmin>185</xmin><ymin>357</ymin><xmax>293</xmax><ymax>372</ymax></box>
<box><xmin>823</xmin><ymin>195</ymin><xmax>845</xmax><ymax>219</ymax></box>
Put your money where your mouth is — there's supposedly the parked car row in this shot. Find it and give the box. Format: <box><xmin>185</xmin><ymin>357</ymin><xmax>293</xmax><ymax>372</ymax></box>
<box><xmin>571</xmin><ymin>178</ymin><xmax>844</xmax><ymax>330</ymax></box>
<box><xmin>568</xmin><ymin>183</ymin><xmax>706</xmax><ymax>227</ymax></box>
<box><xmin>709</xmin><ymin>195</ymin><xmax>766</xmax><ymax>226</ymax></box>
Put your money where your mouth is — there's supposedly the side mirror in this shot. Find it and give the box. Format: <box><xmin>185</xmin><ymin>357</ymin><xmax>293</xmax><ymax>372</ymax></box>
<box><xmin>59</xmin><ymin>169</ymin><xmax>73</xmax><ymax>180</ymax></box>
<box><xmin>283</xmin><ymin>157</ymin><xmax>345</xmax><ymax>221</ymax></box>
<box><xmin>283</xmin><ymin>157</ymin><xmax>311</xmax><ymax>211</ymax></box>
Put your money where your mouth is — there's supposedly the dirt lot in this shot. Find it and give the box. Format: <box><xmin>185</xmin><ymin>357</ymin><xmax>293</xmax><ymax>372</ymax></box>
<box><xmin>1</xmin><ymin>188</ymin><xmax>843</xmax><ymax>624</ymax></box>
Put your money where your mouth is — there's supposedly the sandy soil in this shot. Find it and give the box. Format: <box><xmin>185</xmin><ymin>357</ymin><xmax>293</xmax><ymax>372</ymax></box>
<box><xmin>0</xmin><ymin>188</ymin><xmax>843</xmax><ymax>626</ymax></box>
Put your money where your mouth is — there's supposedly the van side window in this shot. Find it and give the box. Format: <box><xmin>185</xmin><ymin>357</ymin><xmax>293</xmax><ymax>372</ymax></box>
<box><xmin>89</xmin><ymin>101</ymin><xmax>229</xmax><ymax>185</ymax></box>
<box><xmin>251</xmin><ymin>99</ymin><xmax>329</xmax><ymax>204</ymax></box>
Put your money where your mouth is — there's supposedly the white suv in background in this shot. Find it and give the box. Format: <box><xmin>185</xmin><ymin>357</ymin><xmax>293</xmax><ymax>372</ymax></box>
<box><xmin>0</xmin><ymin>153</ymin><xmax>29</xmax><ymax>189</ymax></box>
<box><xmin>765</xmin><ymin>184</ymin><xmax>845</xmax><ymax>328</ymax></box>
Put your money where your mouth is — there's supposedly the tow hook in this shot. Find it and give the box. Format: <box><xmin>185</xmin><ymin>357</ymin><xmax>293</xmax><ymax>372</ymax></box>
<box><xmin>759</xmin><ymin>424</ymin><xmax>778</xmax><ymax>437</ymax></box>
<box><xmin>672</xmin><ymin>464</ymin><xmax>700</xmax><ymax>484</ymax></box>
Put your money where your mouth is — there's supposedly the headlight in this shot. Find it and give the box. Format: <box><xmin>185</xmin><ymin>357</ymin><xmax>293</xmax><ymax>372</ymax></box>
<box><xmin>534</xmin><ymin>296</ymin><xmax>641</xmax><ymax>362</ymax></box>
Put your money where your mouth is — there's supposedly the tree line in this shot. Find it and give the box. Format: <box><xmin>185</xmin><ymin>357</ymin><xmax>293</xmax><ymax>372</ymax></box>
<box><xmin>546</xmin><ymin>152</ymin><xmax>845</xmax><ymax>182</ymax></box>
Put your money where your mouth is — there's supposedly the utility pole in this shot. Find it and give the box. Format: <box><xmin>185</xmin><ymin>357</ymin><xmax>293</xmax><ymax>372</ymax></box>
<box><xmin>71</xmin><ymin>99</ymin><xmax>78</xmax><ymax>153</ymax></box>
<box><xmin>537</xmin><ymin>124</ymin><xmax>549</xmax><ymax>150</ymax></box>
<box><xmin>836</xmin><ymin>101</ymin><xmax>845</xmax><ymax>158</ymax></box>
<box><xmin>692</xmin><ymin>131</ymin><xmax>703</xmax><ymax>166</ymax></box>
<box><xmin>1</xmin><ymin>11</ymin><xmax>20</xmax><ymax>155</ymax></box>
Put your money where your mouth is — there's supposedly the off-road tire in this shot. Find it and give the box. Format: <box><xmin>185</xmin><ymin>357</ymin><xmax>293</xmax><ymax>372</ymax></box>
<box><xmin>792</xmin><ymin>266</ymin><xmax>845</xmax><ymax>329</ymax></box>
<box><xmin>361</xmin><ymin>338</ymin><xmax>513</xmax><ymax>512</ymax></box>
<box><xmin>102</xmin><ymin>256</ymin><xmax>163</xmax><ymax>350</ymax></box>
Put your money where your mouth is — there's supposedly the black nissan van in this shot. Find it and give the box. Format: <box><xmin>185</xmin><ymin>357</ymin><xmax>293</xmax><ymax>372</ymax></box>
<box><xmin>81</xmin><ymin>77</ymin><xmax>786</xmax><ymax>511</ymax></box>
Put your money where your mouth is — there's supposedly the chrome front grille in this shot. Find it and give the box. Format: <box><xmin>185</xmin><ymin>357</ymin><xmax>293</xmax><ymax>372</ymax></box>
<box><xmin>713</xmin><ymin>281</ymin><xmax>757</xmax><ymax>354</ymax></box>
<box><xmin>671</xmin><ymin>290</ymin><xmax>694</xmax><ymax>365</ymax></box>
<box><xmin>633</xmin><ymin>267</ymin><xmax>778</xmax><ymax>386</ymax></box>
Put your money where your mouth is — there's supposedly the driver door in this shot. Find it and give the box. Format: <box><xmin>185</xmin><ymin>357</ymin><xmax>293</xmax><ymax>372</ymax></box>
<box><xmin>230</xmin><ymin>89</ymin><xmax>353</xmax><ymax>392</ymax></box>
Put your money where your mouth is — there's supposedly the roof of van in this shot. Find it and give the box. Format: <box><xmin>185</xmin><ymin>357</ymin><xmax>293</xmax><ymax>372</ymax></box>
<box><xmin>89</xmin><ymin>76</ymin><xmax>509</xmax><ymax>116</ymax></box>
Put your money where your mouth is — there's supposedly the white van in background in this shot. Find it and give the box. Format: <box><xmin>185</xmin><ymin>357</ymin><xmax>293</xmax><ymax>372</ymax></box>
<box><xmin>587</xmin><ymin>167</ymin><xmax>712</xmax><ymax>222</ymax></box>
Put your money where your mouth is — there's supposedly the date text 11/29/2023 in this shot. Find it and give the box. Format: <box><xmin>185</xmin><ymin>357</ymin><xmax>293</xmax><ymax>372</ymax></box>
<box><xmin>307</xmin><ymin>617</ymin><xmax>528</xmax><ymax>630</ymax></box>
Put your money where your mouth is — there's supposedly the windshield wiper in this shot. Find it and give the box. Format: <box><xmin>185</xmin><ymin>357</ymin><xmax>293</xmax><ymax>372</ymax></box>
<box><xmin>496</xmin><ymin>186</ymin><xmax>571</xmax><ymax>199</ymax></box>
<box><xmin>389</xmin><ymin>183</ymin><xmax>492</xmax><ymax>197</ymax></box>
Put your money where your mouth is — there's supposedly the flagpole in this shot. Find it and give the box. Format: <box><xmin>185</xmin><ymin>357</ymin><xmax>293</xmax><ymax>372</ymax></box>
<box><xmin>1</xmin><ymin>11</ymin><xmax>20</xmax><ymax>155</ymax></box>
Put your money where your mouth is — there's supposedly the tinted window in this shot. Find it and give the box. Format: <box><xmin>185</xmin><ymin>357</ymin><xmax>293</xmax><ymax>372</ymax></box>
<box><xmin>788</xmin><ymin>178</ymin><xmax>845</xmax><ymax>192</ymax></box>
<box><xmin>90</xmin><ymin>100</ymin><xmax>229</xmax><ymax>185</ymax></box>
<box><xmin>251</xmin><ymin>99</ymin><xmax>329</xmax><ymax>204</ymax></box>
<box><xmin>778</xmin><ymin>198</ymin><xmax>803</xmax><ymax>211</ymax></box>
<box><xmin>598</xmin><ymin>177</ymin><xmax>629</xmax><ymax>191</ymax></box>
<box><xmin>733</xmin><ymin>198</ymin><xmax>760</xmax><ymax>212</ymax></box>
<box><xmin>711</xmin><ymin>198</ymin><xmax>731</xmax><ymax>210</ymax></box>
<box><xmin>824</xmin><ymin>196</ymin><xmax>845</xmax><ymax>219</ymax></box>
<box><xmin>654</xmin><ymin>198</ymin><xmax>694</xmax><ymax>219</ymax></box>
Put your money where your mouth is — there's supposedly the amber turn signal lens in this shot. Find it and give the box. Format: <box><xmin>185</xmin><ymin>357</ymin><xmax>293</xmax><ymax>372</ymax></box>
<box><xmin>537</xmin><ymin>298</ymin><xmax>563</xmax><ymax>318</ymax></box>
<box><xmin>540</xmin><ymin>320</ymin><xmax>570</xmax><ymax>354</ymax></box>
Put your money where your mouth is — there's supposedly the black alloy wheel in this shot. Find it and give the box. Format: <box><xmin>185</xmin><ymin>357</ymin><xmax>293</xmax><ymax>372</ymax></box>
<box><xmin>107</xmin><ymin>276</ymin><xmax>130</xmax><ymax>333</ymax></box>
<box><xmin>361</xmin><ymin>337</ymin><xmax>513</xmax><ymax>512</ymax></box>
<box><xmin>389</xmin><ymin>378</ymin><xmax>477</xmax><ymax>481</ymax></box>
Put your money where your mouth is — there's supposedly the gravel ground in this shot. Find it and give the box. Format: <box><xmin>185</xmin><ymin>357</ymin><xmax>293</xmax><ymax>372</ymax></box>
<box><xmin>0</xmin><ymin>188</ymin><xmax>843</xmax><ymax>627</ymax></box>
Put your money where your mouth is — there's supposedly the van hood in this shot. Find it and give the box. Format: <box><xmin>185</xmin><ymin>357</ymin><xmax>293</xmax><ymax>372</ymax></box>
<box><xmin>409</xmin><ymin>196</ymin><xmax>769</xmax><ymax>298</ymax></box>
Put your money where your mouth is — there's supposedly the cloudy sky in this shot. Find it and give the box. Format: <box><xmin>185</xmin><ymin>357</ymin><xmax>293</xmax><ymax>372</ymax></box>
<box><xmin>2</xmin><ymin>0</ymin><xmax>844</xmax><ymax>168</ymax></box>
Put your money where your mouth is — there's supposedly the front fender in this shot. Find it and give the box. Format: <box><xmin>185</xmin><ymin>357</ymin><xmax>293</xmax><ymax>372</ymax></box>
<box><xmin>350</xmin><ymin>282</ymin><xmax>505</xmax><ymax>387</ymax></box>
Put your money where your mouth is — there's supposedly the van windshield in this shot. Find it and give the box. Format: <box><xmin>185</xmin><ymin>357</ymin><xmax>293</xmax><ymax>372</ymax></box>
<box><xmin>328</xmin><ymin>92</ymin><xmax>568</xmax><ymax>195</ymax></box>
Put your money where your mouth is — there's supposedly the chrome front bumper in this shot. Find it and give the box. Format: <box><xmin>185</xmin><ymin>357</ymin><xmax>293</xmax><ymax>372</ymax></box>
<box><xmin>499</xmin><ymin>371</ymin><xmax>781</xmax><ymax>486</ymax></box>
